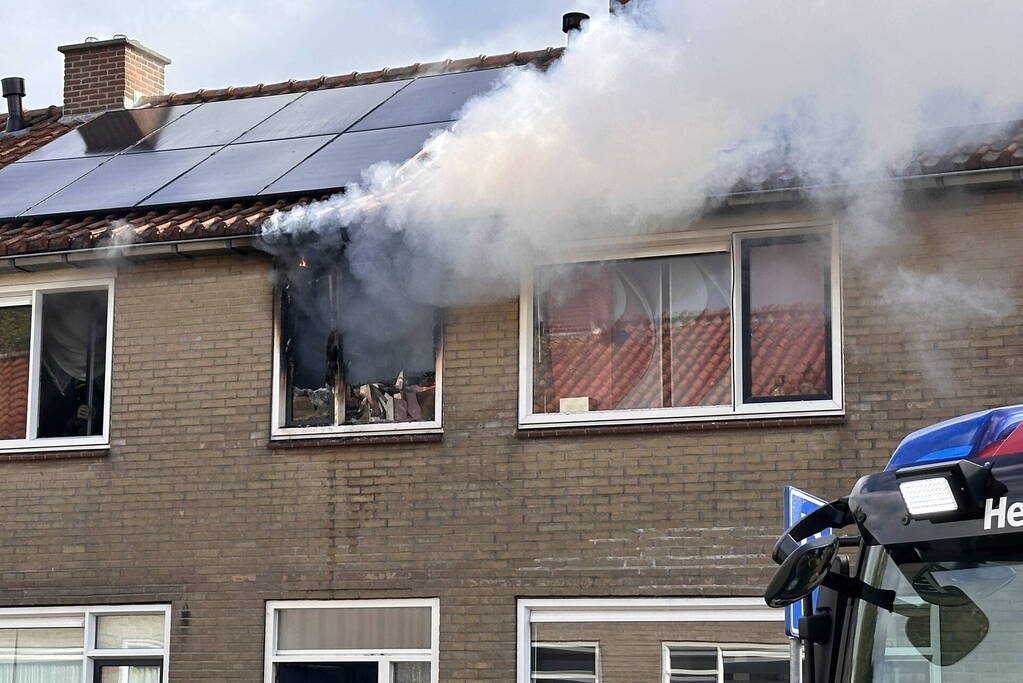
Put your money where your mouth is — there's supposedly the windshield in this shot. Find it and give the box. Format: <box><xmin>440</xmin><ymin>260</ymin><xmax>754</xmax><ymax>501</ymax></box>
<box><xmin>849</xmin><ymin>544</ymin><xmax>1023</xmax><ymax>682</ymax></box>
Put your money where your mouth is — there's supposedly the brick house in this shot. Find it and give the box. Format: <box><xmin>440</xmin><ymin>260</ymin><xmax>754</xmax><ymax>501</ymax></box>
<box><xmin>0</xmin><ymin>19</ymin><xmax>1021</xmax><ymax>683</ymax></box>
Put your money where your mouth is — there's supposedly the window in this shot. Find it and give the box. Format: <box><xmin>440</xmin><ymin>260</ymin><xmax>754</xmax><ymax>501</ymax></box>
<box><xmin>519</xmin><ymin>225</ymin><xmax>840</xmax><ymax>428</ymax></box>
<box><xmin>531</xmin><ymin>643</ymin><xmax>599</xmax><ymax>682</ymax></box>
<box><xmin>517</xmin><ymin>598</ymin><xmax>787</xmax><ymax>683</ymax></box>
<box><xmin>663</xmin><ymin>643</ymin><xmax>789</xmax><ymax>682</ymax></box>
<box><xmin>0</xmin><ymin>279</ymin><xmax>113</xmax><ymax>450</ymax></box>
<box><xmin>272</xmin><ymin>255</ymin><xmax>442</xmax><ymax>439</ymax></box>
<box><xmin>0</xmin><ymin>604</ymin><xmax>170</xmax><ymax>682</ymax></box>
<box><xmin>264</xmin><ymin>599</ymin><xmax>439</xmax><ymax>683</ymax></box>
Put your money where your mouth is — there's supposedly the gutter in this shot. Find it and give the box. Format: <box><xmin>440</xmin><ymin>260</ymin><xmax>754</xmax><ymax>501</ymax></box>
<box><xmin>718</xmin><ymin>165</ymin><xmax>1023</xmax><ymax>207</ymax></box>
<box><xmin>0</xmin><ymin>235</ymin><xmax>260</xmax><ymax>272</ymax></box>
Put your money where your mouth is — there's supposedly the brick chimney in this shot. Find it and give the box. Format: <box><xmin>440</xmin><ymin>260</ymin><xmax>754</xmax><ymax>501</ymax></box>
<box><xmin>58</xmin><ymin>36</ymin><xmax>170</xmax><ymax>116</ymax></box>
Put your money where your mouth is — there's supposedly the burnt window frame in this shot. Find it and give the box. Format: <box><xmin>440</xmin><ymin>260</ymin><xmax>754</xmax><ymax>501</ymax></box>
<box><xmin>0</xmin><ymin>277</ymin><xmax>114</xmax><ymax>452</ymax></box>
<box><xmin>270</xmin><ymin>261</ymin><xmax>444</xmax><ymax>440</ymax></box>
<box><xmin>517</xmin><ymin>223</ymin><xmax>843</xmax><ymax>429</ymax></box>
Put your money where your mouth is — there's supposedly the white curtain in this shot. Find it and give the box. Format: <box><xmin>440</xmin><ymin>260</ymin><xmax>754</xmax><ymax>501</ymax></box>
<box><xmin>0</xmin><ymin>661</ymin><xmax>81</xmax><ymax>683</ymax></box>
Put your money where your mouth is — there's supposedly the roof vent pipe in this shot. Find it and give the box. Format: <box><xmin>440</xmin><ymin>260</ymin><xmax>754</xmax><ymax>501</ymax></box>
<box><xmin>562</xmin><ymin>12</ymin><xmax>590</xmax><ymax>45</ymax></box>
<box><xmin>2</xmin><ymin>77</ymin><xmax>26</xmax><ymax>133</ymax></box>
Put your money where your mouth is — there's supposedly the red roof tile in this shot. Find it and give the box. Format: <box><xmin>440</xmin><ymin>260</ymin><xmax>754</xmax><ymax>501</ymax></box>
<box><xmin>0</xmin><ymin>106</ymin><xmax>80</xmax><ymax>170</ymax></box>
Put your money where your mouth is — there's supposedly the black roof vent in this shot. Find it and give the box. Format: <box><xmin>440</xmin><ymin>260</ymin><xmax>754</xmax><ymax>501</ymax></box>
<box><xmin>2</xmin><ymin>77</ymin><xmax>27</xmax><ymax>134</ymax></box>
<box><xmin>562</xmin><ymin>12</ymin><xmax>590</xmax><ymax>43</ymax></box>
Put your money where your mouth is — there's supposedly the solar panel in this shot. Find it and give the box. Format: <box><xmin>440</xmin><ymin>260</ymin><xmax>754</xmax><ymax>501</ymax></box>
<box><xmin>0</xmin><ymin>157</ymin><xmax>111</xmax><ymax>218</ymax></box>
<box><xmin>235</xmin><ymin>80</ymin><xmax>411</xmax><ymax>144</ymax></box>
<box><xmin>129</xmin><ymin>93</ymin><xmax>302</xmax><ymax>151</ymax></box>
<box><xmin>140</xmin><ymin>136</ymin><xmax>332</xmax><ymax>206</ymax></box>
<box><xmin>261</xmin><ymin>122</ymin><xmax>449</xmax><ymax>196</ymax></box>
<box><xmin>19</xmin><ymin>105</ymin><xmax>198</xmax><ymax>162</ymax></box>
<box><xmin>23</xmin><ymin>148</ymin><xmax>217</xmax><ymax>216</ymax></box>
<box><xmin>348</xmin><ymin>68</ymin><xmax>515</xmax><ymax>132</ymax></box>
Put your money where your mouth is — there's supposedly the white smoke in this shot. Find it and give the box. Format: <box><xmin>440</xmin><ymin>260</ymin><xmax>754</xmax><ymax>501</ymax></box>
<box><xmin>263</xmin><ymin>0</ymin><xmax>1023</xmax><ymax>328</ymax></box>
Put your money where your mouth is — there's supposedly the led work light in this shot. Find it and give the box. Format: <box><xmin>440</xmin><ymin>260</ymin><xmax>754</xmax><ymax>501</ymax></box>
<box><xmin>894</xmin><ymin>459</ymin><xmax>1000</xmax><ymax>521</ymax></box>
<box><xmin>898</xmin><ymin>476</ymin><xmax>959</xmax><ymax>516</ymax></box>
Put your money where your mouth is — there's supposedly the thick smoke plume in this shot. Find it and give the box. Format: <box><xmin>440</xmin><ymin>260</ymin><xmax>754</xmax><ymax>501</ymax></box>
<box><xmin>264</xmin><ymin>0</ymin><xmax>1022</xmax><ymax>381</ymax></box>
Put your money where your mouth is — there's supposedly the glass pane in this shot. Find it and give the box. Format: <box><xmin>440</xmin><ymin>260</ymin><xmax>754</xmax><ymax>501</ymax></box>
<box><xmin>350</xmin><ymin>68</ymin><xmax>517</xmax><ymax>132</ymax></box>
<box><xmin>669</xmin><ymin>647</ymin><xmax>718</xmax><ymax>672</ymax></box>
<box><xmin>669</xmin><ymin>676</ymin><xmax>717</xmax><ymax>683</ymax></box>
<box><xmin>237</xmin><ymin>80</ymin><xmax>410</xmax><ymax>143</ymax></box>
<box><xmin>531</xmin><ymin>645</ymin><xmax>597</xmax><ymax>675</ymax></box>
<box><xmin>277</xmin><ymin>606</ymin><xmax>432</xmax><ymax>650</ymax></box>
<box><xmin>95</xmin><ymin>615</ymin><xmax>165</xmax><ymax>649</ymax></box>
<box><xmin>0</xmin><ymin>305</ymin><xmax>31</xmax><ymax>440</ymax></box>
<box><xmin>25</xmin><ymin>147</ymin><xmax>217</xmax><ymax>216</ymax></box>
<box><xmin>276</xmin><ymin>662</ymin><xmax>378</xmax><ymax>683</ymax></box>
<box><xmin>140</xmin><ymin>136</ymin><xmax>332</xmax><ymax>207</ymax></box>
<box><xmin>280</xmin><ymin>259</ymin><xmax>439</xmax><ymax>428</ymax></box>
<box><xmin>21</xmin><ymin>106</ymin><xmax>197</xmax><ymax>161</ymax></box>
<box><xmin>262</xmin><ymin>122</ymin><xmax>449</xmax><ymax>195</ymax></box>
<box><xmin>392</xmin><ymin>661</ymin><xmax>430</xmax><ymax>683</ymax></box>
<box><xmin>37</xmin><ymin>290</ymin><xmax>108</xmax><ymax>438</ymax></box>
<box><xmin>98</xmin><ymin>665</ymin><xmax>161</xmax><ymax>683</ymax></box>
<box><xmin>668</xmin><ymin>254</ymin><xmax>732</xmax><ymax>407</ymax></box>
<box><xmin>0</xmin><ymin>627</ymin><xmax>84</xmax><ymax>683</ymax></box>
<box><xmin>743</xmin><ymin>234</ymin><xmax>831</xmax><ymax>401</ymax></box>
<box><xmin>534</xmin><ymin>252</ymin><xmax>730</xmax><ymax>414</ymax></box>
<box><xmin>130</xmin><ymin>94</ymin><xmax>301</xmax><ymax>151</ymax></box>
<box><xmin>0</xmin><ymin>157</ymin><xmax>110</xmax><ymax>219</ymax></box>
<box><xmin>723</xmin><ymin>654</ymin><xmax>789</xmax><ymax>682</ymax></box>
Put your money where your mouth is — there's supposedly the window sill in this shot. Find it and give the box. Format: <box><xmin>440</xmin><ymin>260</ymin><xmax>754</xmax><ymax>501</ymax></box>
<box><xmin>269</xmin><ymin>432</ymin><xmax>443</xmax><ymax>449</ymax></box>
<box><xmin>515</xmin><ymin>415</ymin><xmax>845</xmax><ymax>439</ymax></box>
<box><xmin>0</xmin><ymin>448</ymin><xmax>109</xmax><ymax>462</ymax></box>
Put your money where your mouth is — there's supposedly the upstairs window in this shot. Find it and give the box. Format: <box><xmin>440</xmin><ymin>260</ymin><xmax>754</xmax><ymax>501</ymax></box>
<box><xmin>273</xmin><ymin>256</ymin><xmax>442</xmax><ymax>438</ymax></box>
<box><xmin>0</xmin><ymin>280</ymin><xmax>113</xmax><ymax>450</ymax></box>
<box><xmin>520</xmin><ymin>227</ymin><xmax>840</xmax><ymax>428</ymax></box>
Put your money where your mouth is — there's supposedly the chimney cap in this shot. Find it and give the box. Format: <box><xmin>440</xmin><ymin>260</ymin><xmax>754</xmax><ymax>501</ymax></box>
<box><xmin>58</xmin><ymin>36</ymin><xmax>171</xmax><ymax>65</ymax></box>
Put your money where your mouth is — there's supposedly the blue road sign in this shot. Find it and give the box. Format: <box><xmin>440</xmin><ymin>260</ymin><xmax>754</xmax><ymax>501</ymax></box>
<box><xmin>783</xmin><ymin>486</ymin><xmax>830</xmax><ymax>638</ymax></box>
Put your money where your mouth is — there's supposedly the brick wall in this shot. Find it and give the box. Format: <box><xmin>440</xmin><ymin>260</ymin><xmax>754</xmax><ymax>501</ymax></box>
<box><xmin>59</xmin><ymin>38</ymin><xmax>169</xmax><ymax>116</ymax></box>
<box><xmin>0</xmin><ymin>190</ymin><xmax>1020</xmax><ymax>679</ymax></box>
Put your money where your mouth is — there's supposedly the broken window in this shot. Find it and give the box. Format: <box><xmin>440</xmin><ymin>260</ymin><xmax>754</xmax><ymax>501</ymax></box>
<box><xmin>525</xmin><ymin>229</ymin><xmax>838</xmax><ymax>426</ymax></box>
<box><xmin>266</xmin><ymin>600</ymin><xmax>437</xmax><ymax>683</ymax></box>
<box><xmin>278</xmin><ymin>256</ymin><xmax>440</xmax><ymax>432</ymax></box>
<box><xmin>0</xmin><ymin>283</ymin><xmax>111</xmax><ymax>448</ymax></box>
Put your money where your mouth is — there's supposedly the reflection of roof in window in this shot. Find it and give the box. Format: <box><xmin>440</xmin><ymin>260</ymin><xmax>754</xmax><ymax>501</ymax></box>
<box><xmin>535</xmin><ymin>303</ymin><xmax>827</xmax><ymax>412</ymax></box>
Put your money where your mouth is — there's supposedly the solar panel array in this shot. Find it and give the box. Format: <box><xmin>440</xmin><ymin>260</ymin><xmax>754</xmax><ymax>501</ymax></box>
<box><xmin>0</xmin><ymin>66</ymin><xmax>517</xmax><ymax>220</ymax></box>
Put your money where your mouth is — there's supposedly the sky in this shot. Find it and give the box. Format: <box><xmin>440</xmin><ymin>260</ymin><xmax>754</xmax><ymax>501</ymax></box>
<box><xmin>3</xmin><ymin>0</ymin><xmax>609</xmax><ymax>110</ymax></box>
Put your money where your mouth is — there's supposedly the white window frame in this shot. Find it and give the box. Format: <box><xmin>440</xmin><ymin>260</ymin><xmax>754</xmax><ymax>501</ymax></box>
<box><xmin>518</xmin><ymin>220</ymin><xmax>843</xmax><ymax>429</ymax></box>
<box><xmin>270</xmin><ymin>283</ymin><xmax>444</xmax><ymax>440</ymax></box>
<box><xmin>0</xmin><ymin>276</ymin><xmax>114</xmax><ymax>452</ymax></box>
<box><xmin>530</xmin><ymin>641</ymin><xmax>600</xmax><ymax>682</ymax></box>
<box><xmin>661</xmin><ymin>641</ymin><xmax>791</xmax><ymax>682</ymax></box>
<box><xmin>264</xmin><ymin>598</ymin><xmax>440</xmax><ymax>683</ymax></box>
<box><xmin>0</xmin><ymin>603</ymin><xmax>171</xmax><ymax>683</ymax></box>
<box><xmin>516</xmin><ymin>598</ymin><xmax>783</xmax><ymax>683</ymax></box>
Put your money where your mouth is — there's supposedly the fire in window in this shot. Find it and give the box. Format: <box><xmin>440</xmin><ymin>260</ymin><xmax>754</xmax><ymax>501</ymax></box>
<box><xmin>279</xmin><ymin>256</ymin><xmax>440</xmax><ymax>428</ymax></box>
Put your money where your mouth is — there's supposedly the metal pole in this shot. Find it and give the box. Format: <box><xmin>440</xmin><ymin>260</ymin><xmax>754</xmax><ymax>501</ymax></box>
<box><xmin>801</xmin><ymin>593</ymin><xmax>815</xmax><ymax>683</ymax></box>
<box><xmin>789</xmin><ymin>638</ymin><xmax>802</xmax><ymax>683</ymax></box>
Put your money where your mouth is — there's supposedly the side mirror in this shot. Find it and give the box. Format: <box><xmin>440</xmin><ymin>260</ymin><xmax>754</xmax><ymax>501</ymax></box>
<box><xmin>765</xmin><ymin>535</ymin><xmax>840</xmax><ymax>608</ymax></box>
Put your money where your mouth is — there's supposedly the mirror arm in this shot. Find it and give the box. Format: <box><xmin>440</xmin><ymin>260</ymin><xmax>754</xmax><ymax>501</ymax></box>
<box><xmin>773</xmin><ymin>498</ymin><xmax>853</xmax><ymax>564</ymax></box>
<box><xmin>821</xmin><ymin>571</ymin><xmax>896</xmax><ymax>612</ymax></box>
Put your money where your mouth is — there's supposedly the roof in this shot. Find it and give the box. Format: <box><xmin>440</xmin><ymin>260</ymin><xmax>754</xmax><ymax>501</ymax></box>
<box><xmin>0</xmin><ymin>47</ymin><xmax>563</xmax><ymax>258</ymax></box>
<box><xmin>1</xmin><ymin>44</ymin><xmax>1022</xmax><ymax>258</ymax></box>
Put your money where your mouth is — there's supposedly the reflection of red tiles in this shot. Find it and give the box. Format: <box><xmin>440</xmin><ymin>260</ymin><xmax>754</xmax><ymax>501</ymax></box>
<box><xmin>534</xmin><ymin>304</ymin><xmax>826</xmax><ymax>413</ymax></box>
<box><xmin>0</xmin><ymin>352</ymin><xmax>29</xmax><ymax>439</ymax></box>
<box><xmin>0</xmin><ymin>107</ymin><xmax>79</xmax><ymax>171</ymax></box>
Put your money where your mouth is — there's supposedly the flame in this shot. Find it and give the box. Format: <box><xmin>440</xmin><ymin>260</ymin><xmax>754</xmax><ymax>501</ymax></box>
<box><xmin>297</xmin><ymin>256</ymin><xmax>308</xmax><ymax>268</ymax></box>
